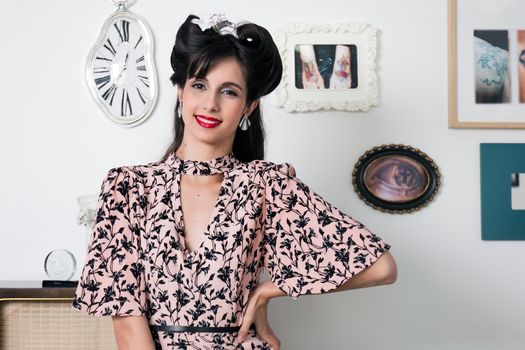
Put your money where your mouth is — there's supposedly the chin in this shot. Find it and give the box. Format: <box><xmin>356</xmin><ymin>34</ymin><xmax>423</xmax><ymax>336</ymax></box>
<box><xmin>192</xmin><ymin>123</ymin><xmax>236</xmax><ymax>137</ymax></box>
<box><xmin>189</xmin><ymin>130</ymin><xmax>235</xmax><ymax>147</ymax></box>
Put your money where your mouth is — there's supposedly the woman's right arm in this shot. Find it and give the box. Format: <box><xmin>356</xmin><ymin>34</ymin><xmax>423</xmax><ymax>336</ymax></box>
<box><xmin>112</xmin><ymin>316</ymin><xmax>156</xmax><ymax>350</ymax></box>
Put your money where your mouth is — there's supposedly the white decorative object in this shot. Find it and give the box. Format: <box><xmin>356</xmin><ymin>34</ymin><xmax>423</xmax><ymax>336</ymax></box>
<box><xmin>191</xmin><ymin>13</ymin><xmax>240</xmax><ymax>38</ymax></box>
<box><xmin>44</xmin><ymin>249</ymin><xmax>77</xmax><ymax>281</ymax></box>
<box><xmin>273</xmin><ymin>22</ymin><xmax>379</xmax><ymax>112</ymax></box>
<box><xmin>77</xmin><ymin>193</ymin><xmax>99</xmax><ymax>250</ymax></box>
<box><xmin>85</xmin><ymin>0</ymin><xmax>158</xmax><ymax>127</ymax></box>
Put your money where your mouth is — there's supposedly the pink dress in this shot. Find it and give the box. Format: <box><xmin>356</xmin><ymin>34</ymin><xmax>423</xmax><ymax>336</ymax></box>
<box><xmin>72</xmin><ymin>152</ymin><xmax>390</xmax><ymax>349</ymax></box>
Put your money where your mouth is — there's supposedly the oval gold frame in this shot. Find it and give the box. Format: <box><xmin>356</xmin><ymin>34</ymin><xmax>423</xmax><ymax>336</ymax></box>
<box><xmin>352</xmin><ymin>144</ymin><xmax>441</xmax><ymax>214</ymax></box>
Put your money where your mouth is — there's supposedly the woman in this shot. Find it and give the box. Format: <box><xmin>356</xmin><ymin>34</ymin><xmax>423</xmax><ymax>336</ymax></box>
<box><xmin>72</xmin><ymin>14</ymin><xmax>397</xmax><ymax>350</ymax></box>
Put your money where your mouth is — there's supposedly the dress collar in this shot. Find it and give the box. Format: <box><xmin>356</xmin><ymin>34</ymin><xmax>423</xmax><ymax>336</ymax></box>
<box><xmin>166</xmin><ymin>151</ymin><xmax>240</xmax><ymax>175</ymax></box>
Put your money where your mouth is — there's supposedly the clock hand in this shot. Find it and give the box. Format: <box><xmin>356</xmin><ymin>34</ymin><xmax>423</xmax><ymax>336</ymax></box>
<box><xmin>117</xmin><ymin>64</ymin><xmax>126</xmax><ymax>81</ymax></box>
<box><xmin>122</xmin><ymin>52</ymin><xmax>129</xmax><ymax>72</ymax></box>
<box><xmin>118</xmin><ymin>53</ymin><xmax>129</xmax><ymax>79</ymax></box>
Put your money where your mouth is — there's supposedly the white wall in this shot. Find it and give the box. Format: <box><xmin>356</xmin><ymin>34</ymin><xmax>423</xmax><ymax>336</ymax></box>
<box><xmin>1</xmin><ymin>1</ymin><xmax>524</xmax><ymax>349</ymax></box>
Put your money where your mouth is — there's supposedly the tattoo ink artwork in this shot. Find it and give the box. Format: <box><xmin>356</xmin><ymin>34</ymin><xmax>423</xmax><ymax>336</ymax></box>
<box><xmin>517</xmin><ymin>31</ymin><xmax>525</xmax><ymax>103</ymax></box>
<box><xmin>297</xmin><ymin>45</ymin><xmax>325</xmax><ymax>89</ymax></box>
<box><xmin>519</xmin><ymin>50</ymin><xmax>525</xmax><ymax>65</ymax></box>
<box><xmin>449</xmin><ymin>1</ymin><xmax>525</xmax><ymax>127</ymax></box>
<box><xmin>294</xmin><ymin>44</ymin><xmax>357</xmax><ymax>89</ymax></box>
<box><xmin>329</xmin><ymin>45</ymin><xmax>352</xmax><ymax>89</ymax></box>
<box><xmin>353</xmin><ymin>144</ymin><xmax>440</xmax><ymax>214</ymax></box>
<box><xmin>363</xmin><ymin>156</ymin><xmax>428</xmax><ymax>203</ymax></box>
<box><xmin>473</xmin><ymin>30</ymin><xmax>510</xmax><ymax>103</ymax></box>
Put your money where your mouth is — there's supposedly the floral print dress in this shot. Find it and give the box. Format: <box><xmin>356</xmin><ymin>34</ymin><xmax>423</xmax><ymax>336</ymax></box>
<box><xmin>72</xmin><ymin>152</ymin><xmax>390</xmax><ymax>349</ymax></box>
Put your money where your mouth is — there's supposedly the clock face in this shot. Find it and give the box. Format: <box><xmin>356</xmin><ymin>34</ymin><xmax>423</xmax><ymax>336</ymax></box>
<box><xmin>86</xmin><ymin>11</ymin><xmax>157</xmax><ymax>126</ymax></box>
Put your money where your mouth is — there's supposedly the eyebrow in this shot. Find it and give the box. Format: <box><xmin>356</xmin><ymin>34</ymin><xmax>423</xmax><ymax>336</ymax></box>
<box><xmin>222</xmin><ymin>82</ymin><xmax>244</xmax><ymax>91</ymax></box>
<box><xmin>195</xmin><ymin>77</ymin><xmax>244</xmax><ymax>91</ymax></box>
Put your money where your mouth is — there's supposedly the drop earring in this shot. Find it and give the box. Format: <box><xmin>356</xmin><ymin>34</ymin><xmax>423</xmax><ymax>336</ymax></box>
<box><xmin>177</xmin><ymin>102</ymin><xmax>183</xmax><ymax>119</ymax></box>
<box><xmin>239</xmin><ymin>114</ymin><xmax>251</xmax><ymax>131</ymax></box>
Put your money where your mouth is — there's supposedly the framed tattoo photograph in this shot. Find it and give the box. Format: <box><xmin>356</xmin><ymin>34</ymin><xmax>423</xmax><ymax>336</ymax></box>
<box><xmin>273</xmin><ymin>22</ymin><xmax>378</xmax><ymax>112</ymax></box>
<box><xmin>480</xmin><ymin>143</ymin><xmax>525</xmax><ymax>240</ymax></box>
<box><xmin>352</xmin><ymin>144</ymin><xmax>441</xmax><ymax>214</ymax></box>
<box><xmin>448</xmin><ymin>0</ymin><xmax>525</xmax><ymax>128</ymax></box>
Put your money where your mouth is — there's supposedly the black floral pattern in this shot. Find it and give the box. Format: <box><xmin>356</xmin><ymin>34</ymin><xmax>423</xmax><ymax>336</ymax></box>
<box><xmin>72</xmin><ymin>153</ymin><xmax>390</xmax><ymax>349</ymax></box>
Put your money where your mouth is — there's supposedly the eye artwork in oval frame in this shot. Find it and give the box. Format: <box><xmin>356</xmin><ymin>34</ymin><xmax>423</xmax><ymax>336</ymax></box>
<box><xmin>352</xmin><ymin>144</ymin><xmax>441</xmax><ymax>214</ymax></box>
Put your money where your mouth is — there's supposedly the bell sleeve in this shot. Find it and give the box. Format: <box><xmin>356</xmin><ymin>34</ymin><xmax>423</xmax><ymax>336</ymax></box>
<box><xmin>262</xmin><ymin>163</ymin><xmax>391</xmax><ymax>299</ymax></box>
<box><xmin>72</xmin><ymin>167</ymin><xmax>147</xmax><ymax>317</ymax></box>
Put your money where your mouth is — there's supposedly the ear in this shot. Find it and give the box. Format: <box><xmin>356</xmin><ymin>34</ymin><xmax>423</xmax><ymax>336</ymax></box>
<box><xmin>244</xmin><ymin>99</ymin><xmax>259</xmax><ymax>116</ymax></box>
<box><xmin>177</xmin><ymin>85</ymin><xmax>184</xmax><ymax>103</ymax></box>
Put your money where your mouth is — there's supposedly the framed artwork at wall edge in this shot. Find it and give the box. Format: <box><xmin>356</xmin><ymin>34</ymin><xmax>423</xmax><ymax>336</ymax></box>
<box><xmin>352</xmin><ymin>144</ymin><xmax>441</xmax><ymax>214</ymax></box>
<box><xmin>273</xmin><ymin>22</ymin><xmax>378</xmax><ymax>112</ymax></box>
<box><xmin>480</xmin><ymin>143</ymin><xmax>525</xmax><ymax>240</ymax></box>
<box><xmin>448</xmin><ymin>0</ymin><xmax>525</xmax><ymax>128</ymax></box>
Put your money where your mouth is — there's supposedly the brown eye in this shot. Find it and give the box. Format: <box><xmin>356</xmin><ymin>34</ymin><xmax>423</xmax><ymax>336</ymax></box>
<box><xmin>191</xmin><ymin>82</ymin><xmax>206</xmax><ymax>90</ymax></box>
<box><xmin>364</xmin><ymin>156</ymin><xmax>429</xmax><ymax>203</ymax></box>
<box><xmin>221</xmin><ymin>88</ymin><xmax>238</xmax><ymax>97</ymax></box>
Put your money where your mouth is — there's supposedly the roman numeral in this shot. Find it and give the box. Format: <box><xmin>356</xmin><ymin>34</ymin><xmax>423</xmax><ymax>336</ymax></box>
<box><xmin>95</xmin><ymin>75</ymin><xmax>111</xmax><ymax>90</ymax></box>
<box><xmin>121</xmin><ymin>89</ymin><xmax>133</xmax><ymax>116</ymax></box>
<box><xmin>134</xmin><ymin>36</ymin><xmax>142</xmax><ymax>49</ymax></box>
<box><xmin>104</xmin><ymin>39</ymin><xmax>116</xmax><ymax>56</ymax></box>
<box><xmin>95</xmin><ymin>56</ymin><xmax>112</xmax><ymax>62</ymax></box>
<box><xmin>102</xmin><ymin>83</ymin><xmax>117</xmax><ymax>106</ymax></box>
<box><xmin>139</xmin><ymin>75</ymin><xmax>149</xmax><ymax>88</ymax></box>
<box><xmin>137</xmin><ymin>65</ymin><xmax>146</xmax><ymax>71</ymax></box>
<box><xmin>93</xmin><ymin>67</ymin><xmax>110</xmax><ymax>74</ymax></box>
<box><xmin>136</xmin><ymin>87</ymin><xmax>146</xmax><ymax>104</ymax></box>
<box><xmin>114</xmin><ymin>20</ymin><xmax>130</xmax><ymax>42</ymax></box>
<box><xmin>136</xmin><ymin>56</ymin><xmax>144</xmax><ymax>64</ymax></box>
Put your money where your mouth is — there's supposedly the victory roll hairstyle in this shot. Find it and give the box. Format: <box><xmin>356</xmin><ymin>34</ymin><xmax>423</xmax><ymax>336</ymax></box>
<box><xmin>162</xmin><ymin>14</ymin><xmax>283</xmax><ymax>163</ymax></box>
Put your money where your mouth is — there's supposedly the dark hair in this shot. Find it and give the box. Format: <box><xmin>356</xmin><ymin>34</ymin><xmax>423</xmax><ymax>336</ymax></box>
<box><xmin>161</xmin><ymin>14</ymin><xmax>283</xmax><ymax>163</ymax></box>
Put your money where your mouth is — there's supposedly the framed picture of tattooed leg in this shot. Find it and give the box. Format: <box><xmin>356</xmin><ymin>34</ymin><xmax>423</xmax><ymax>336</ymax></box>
<box><xmin>352</xmin><ymin>144</ymin><xmax>441</xmax><ymax>214</ymax></box>
<box><xmin>448</xmin><ymin>0</ymin><xmax>525</xmax><ymax>128</ymax></box>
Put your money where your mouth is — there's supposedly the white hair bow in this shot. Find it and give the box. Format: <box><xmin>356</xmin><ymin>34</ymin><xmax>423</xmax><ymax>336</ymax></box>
<box><xmin>191</xmin><ymin>13</ymin><xmax>240</xmax><ymax>38</ymax></box>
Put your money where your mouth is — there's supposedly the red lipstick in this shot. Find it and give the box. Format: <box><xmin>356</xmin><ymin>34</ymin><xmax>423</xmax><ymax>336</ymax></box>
<box><xmin>194</xmin><ymin>114</ymin><xmax>222</xmax><ymax>128</ymax></box>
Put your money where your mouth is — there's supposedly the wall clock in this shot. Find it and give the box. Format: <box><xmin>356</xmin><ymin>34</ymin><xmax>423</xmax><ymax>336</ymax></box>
<box><xmin>86</xmin><ymin>0</ymin><xmax>158</xmax><ymax>127</ymax></box>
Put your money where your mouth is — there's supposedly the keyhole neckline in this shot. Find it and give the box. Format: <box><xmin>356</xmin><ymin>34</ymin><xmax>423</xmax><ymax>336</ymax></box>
<box><xmin>174</xmin><ymin>170</ymin><xmax>228</xmax><ymax>261</ymax></box>
<box><xmin>166</xmin><ymin>151</ymin><xmax>240</xmax><ymax>176</ymax></box>
<box><xmin>167</xmin><ymin>151</ymin><xmax>239</xmax><ymax>260</ymax></box>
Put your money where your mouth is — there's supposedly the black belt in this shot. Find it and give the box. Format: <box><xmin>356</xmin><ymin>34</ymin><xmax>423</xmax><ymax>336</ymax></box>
<box><xmin>150</xmin><ymin>325</ymin><xmax>243</xmax><ymax>333</ymax></box>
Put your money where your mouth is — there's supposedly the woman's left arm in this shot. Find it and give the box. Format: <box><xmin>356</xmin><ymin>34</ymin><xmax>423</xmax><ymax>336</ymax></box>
<box><xmin>256</xmin><ymin>251</ymin><xmax>397</xmax><ymax>302</ymax></box>
<box><xmin>238</xmin><ymin>252</ymin><xmax>396</xmax><ymax>344</ymax></box>
<box><xmin>327</xmin><ymin>251</ymin><xmax>397</xmax><ymax>292</ymax></box>
<box><xmin>238</xmin><ymin>163</ymin><xmax>398</xmax><ymax>344</ymax></box>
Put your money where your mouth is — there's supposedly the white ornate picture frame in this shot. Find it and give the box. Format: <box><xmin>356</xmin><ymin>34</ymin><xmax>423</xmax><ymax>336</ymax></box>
<box><xmin>273</xmin><ymin>22</ymin><xmax>379</xmax><ymax>112</ymax></box>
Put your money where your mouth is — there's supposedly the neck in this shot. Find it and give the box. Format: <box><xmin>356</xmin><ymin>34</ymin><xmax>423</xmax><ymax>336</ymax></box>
<box><xmin>175</xmin><ymin>142</ymin><xmax>233</xmax><ymax>162</ymax></box>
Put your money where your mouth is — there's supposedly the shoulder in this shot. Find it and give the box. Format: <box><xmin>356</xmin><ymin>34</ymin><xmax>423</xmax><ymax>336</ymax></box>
<box><xmin>237</xmin><ymin>159</ymin><xmax>297</xmax><ymax>186</ymax></box>
<box><xmin>250</xmin><ymin>159</ymin><xmax>295</xmax><ymax>175</ymax></box>
<box><xmin>106</xmin><ymin>157</ymin><xmax>173</xmax><ymax>182</ymax></box>
<box><xmin>99</xmin><ymin>158</ymin><xmax>174</xmax><ymax>196</ymax></box>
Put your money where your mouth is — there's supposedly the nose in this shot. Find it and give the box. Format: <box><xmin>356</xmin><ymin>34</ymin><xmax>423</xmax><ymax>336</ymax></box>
<box><xmin>203</xmin><ymin>91</ymin><xmax>220</xmax><ymax>112</ymax></box>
